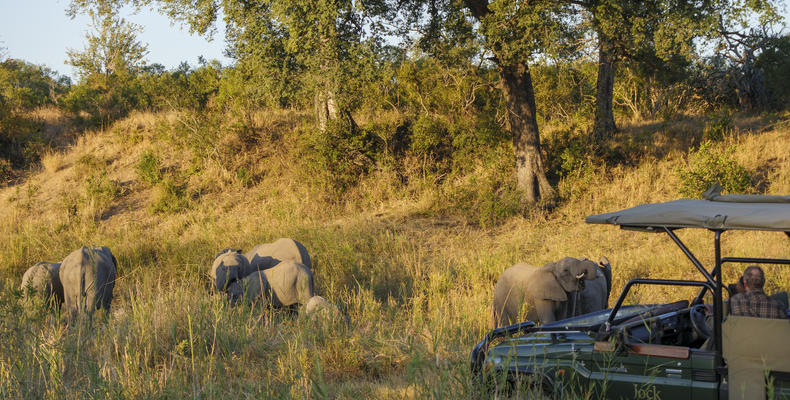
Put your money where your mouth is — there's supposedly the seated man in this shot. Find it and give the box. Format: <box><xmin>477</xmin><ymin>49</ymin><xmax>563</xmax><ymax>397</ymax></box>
<box><xmin>729</xmin><ymin>265</ymin><xmax>788</xmax><ymax>319</ymax></box>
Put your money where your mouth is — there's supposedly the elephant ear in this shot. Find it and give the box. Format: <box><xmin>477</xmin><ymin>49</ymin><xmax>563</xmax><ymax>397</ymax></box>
<box><xmin>531</xmin><ymin>266</ymin><xmax>568</xmax><ymax>302</ymax></box>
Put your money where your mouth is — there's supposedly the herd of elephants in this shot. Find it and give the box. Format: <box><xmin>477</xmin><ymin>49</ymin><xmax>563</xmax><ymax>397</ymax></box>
<box><xmin>19</xmin><ymin>237</ymin><xmax>614</xmax><ymax>328</ymax></box>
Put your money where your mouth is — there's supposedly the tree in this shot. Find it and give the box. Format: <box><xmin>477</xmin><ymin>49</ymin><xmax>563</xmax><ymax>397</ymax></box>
<box><xmin>579</xmin><ymin>0</ymin><xmax>782</xmax><ymax>140</ymax></box>
<box><xmin>134</xmin><ymin>0</ymin><xmax>384</xmax><ymax>131</ymax></box>
<box><xmin>410</xmin><ymin>0</ymin><xmax>574</xmax><ymax>202</ymax></box>
<box><xmin>66</xmin><ymin>0</ymin><xmax>148</xmax><ymax>79</ymax></box>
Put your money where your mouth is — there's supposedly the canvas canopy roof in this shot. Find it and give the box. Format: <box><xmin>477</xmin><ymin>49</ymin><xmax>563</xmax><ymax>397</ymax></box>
<box><xmin>585</xmin><ymin>187</ymin><xmax>790</xmax><ymax>232</ymax></box>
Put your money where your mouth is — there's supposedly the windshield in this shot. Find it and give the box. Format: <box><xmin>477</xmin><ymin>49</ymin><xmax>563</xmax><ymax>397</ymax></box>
<box><xmin>542</xmin><ymin>304</ymin><xmax>655</xmax><ymax>329</ymax></box>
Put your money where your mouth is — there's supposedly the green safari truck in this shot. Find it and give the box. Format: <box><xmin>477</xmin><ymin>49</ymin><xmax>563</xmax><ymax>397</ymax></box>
<box><xmin>471</xmin><ymin>191</ymin><xmax>790</xmax><ymax>399</ymax></box>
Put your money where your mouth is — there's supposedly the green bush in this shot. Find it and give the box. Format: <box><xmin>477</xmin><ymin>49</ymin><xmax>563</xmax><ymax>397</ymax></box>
<box><xmin>0</xmin><ymin>158</ymin><xmax>12</xmax><ymax>182</ymax></box>
<box><xmin>410</xmin><ymin>115</ymin><xmax>451</xmax><ymax>160</ymax></box>
<box><xmin>135</xmin><ymin>150</ymin><xmax>163</xmax><ymax>186</ymax></box>
<box><xmin>149</xmin><ymin>178</ymin><xmax>190</xmax><ymax>214</ymax></box>
<box><xmin>235</xmin><ymin>167</ymin><xmax>253</xmax><ymax>188</ymax></box>
<box><xmin>434</xmin><ymin>146</ymin><xmax>524</xmax><ymax>226</ymax></box>
<box><xmin>756</xmin><ymin>35</ymin><xmax>790</xmax><ymax>108</ymax></box>
<box><xmin>74</xmin><ymin>154</ymin><xmax>104</xmax><ymax>177</ymax></box>
<box><xmin>303</xmin><ymin>114</ymin><xmax>382</xmax><ymax>197</ymax></box>
<box><xmin>84</xmin><ymin>172</ymin><xmax>121</xmax><ymax>203</ymax></box>
<box><xmin>703</xmin><ymin>108</ymin><xmax>734</xmax><ymax>141</ymax></box>
<box><xmin>676</xmin><ymin>141</ymin><xmax>752</xmax><ymax>198</ymax></box>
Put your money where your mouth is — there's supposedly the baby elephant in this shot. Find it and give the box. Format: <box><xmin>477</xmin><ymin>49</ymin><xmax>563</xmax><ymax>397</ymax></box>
<box><xmin>20</xmin><ymin>262</ymin><xmax>64</xmax><ymax>308</ymax></box>
<box><xmin>244</xmin><ymin>238</ymin><xmax>312</xmax><ymax>272</ymax></box>
<box><xmin>492</xmin><ymin>257</ymin><xmax>599</xmax><ymax>327</ymax></box>
<box><xmin>303</xmin><ymin>295</ymin><xmax>344</xmax><ymax>323</ymax></box>
<box><xmin>59</xmin><ymin>246</ymin><xmax>118</xmax><ymax>323</ymax></box>
<box><xmin>210</xmin><ymin>249</ymin><xmax>251</xmax><ymax>292</ymax></box>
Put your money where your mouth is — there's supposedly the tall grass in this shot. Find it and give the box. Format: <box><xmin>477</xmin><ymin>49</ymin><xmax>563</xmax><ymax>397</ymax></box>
<box><xmin>0</xmin><ymin>110</ymin><xmax>789</xmax><ymax>398</ymax></box>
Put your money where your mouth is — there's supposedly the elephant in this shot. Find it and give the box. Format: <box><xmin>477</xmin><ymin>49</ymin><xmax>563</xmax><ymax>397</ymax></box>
<box><xmin>303</xmin><ymin>295</ymin><xmax>342</xmax><ymax>319</ymax></box>
<box><xmin>210</xmin><ymin>249</ymin><xmax>250</xmax><ymax>292</ymax></box>
<box><xmin>566</xmin><ymin>256</ymin><xmax>613</xmax><ymax>317</ymax></box>
<box><xmin>244</xmin><ymin>238</ymin><xmax>311</xmax><ymax>273</ymax></box>
<box><xmin>226</xmin><ymin>270</ymin><xmax>271</xmax><ymax>306</ymax></box>
<box><xmin>20</xmin><ymin>262</ymin><xmax>64</xmax><ymax>307</ymax></box>
<box><xmin>302</xmin><ymin>295</ymin><xmax>347</xmax><ymax>326</ymax></box>
<box><xmin>261</xmin><ymin>260</ymin><xmax>314</xmax><ymax>308</ymax></box>
<box><xmin>491</xmin><ymin>257</ymin><xmax>600</xmax><ymax>328</ymax></box>
<box><xmin>59</xmin><ymin>246</ymin><xmax>117</xmax><ymax>322</ymax></box>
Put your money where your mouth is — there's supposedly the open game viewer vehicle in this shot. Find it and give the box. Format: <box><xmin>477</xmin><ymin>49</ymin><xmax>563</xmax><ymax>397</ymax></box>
<box><xmin>471</xmin><ymin>188</ymin><xmax>790</xmax><ymax>399</ymax></box>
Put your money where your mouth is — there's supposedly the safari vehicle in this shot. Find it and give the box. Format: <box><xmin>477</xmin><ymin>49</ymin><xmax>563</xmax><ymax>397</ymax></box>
<box><xmin>471</xmin><ymin>189</ymin><xmax>790</xmax><ymax>399</ymax></box>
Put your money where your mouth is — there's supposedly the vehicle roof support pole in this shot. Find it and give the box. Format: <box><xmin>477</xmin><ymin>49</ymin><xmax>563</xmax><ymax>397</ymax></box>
<box><xmin>714</xmin><ymin>231</ymin><xmax>724</xmax><ymax>370</ymax></box>
<box><xmin>664</xmin><ymin>227</ymin><xmax>716</xmax><ymax>286</ymax></box>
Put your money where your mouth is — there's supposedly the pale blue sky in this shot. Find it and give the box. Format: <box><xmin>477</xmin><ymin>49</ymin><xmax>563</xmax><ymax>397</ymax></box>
<box><xmin>0</xmin><ymin>0</ymin><xmax>231</xmax><ymax>80</ymax></box>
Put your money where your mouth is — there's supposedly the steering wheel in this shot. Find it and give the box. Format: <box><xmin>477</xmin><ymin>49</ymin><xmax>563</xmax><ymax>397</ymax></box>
<box><xmin>690</xmin><ymin>304</ymin><xmax>712</xmax><ymax>340</ymax></box>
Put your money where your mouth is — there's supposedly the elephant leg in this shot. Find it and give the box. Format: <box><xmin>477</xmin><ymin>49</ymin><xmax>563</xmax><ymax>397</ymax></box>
<box><xmin>534</xmin><ymin>300</ymin><xmax>556</xmax><ymax>324</ymax></box>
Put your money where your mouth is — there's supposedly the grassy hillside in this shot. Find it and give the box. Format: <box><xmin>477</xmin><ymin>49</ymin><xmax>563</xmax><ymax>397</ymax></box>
<box><xmin>1</xmin><ymin>109</ymin><xmax>789</xmax><ymax>398</ymax></box>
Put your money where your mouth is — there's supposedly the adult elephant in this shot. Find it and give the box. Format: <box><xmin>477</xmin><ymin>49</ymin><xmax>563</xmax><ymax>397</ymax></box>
<box><xmin>20</xmin><ymin>262</ymin><xmax>64</xmax><ymax>308</ymax></box>
<box><xmin>210</xmin><ymin>249</ymin><xmax>250</xmax><ymax>292</ymax></box>
<box><xmin>59</xmin><ymin>246</ymin><xmax>117</xmax><ymax>322</ymax></box>
<box><xmin>566</xmin><ymin>256</ymin><xmax>613</xmax><ymax>317</ymax></box>
<box><xmin>244</xmin><ymin>238</ymin><xmax>311</xmax><ymax>273</ymax></box>
<box><xmin>491</xmin><ymin>257</ymin><xmax>599</xmax><ymax>328</ymax></box>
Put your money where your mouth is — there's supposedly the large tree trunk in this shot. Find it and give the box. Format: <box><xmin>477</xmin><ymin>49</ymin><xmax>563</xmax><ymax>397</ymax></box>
<box><xmin>593</xmin><ymin>38</ymin><xmax>617</xmax><ymax>142</ymax></box>
<box><xmin>499</xmin><ymin>62</ymin><xmax>555</xmax><ymax>203</ymax></box>
<box><xmin>314</xmin><ymin>89</ymin><xmax>338</xmax><ymax>132</ymax></box>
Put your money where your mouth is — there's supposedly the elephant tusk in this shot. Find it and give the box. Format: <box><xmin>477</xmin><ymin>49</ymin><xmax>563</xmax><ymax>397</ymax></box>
<box><xmin>575</xmin><ymin>272</ymin><xmax>586</xmax><ymax>279</ymax></box>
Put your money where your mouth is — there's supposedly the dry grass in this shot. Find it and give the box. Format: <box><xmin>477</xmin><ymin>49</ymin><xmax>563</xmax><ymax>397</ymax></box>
<box><xmin>0</xmin><ymin>110</ymin><xmax>789</xmax><ymax>398</ymax></box>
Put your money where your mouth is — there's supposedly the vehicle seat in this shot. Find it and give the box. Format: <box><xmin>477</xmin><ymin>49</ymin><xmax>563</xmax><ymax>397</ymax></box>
<box><xmin>722</xmin><ymin>316</ymin><xmax>790</xmax><ymax>400</ymax></box>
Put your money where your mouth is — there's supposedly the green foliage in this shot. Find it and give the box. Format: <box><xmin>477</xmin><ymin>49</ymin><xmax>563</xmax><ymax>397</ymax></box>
<box><xmin>137</xmin><ymin>60</ymin><xmax>222</xmax><ymax>111</ymax></box>
<box><xmin>676</xmin><ymin>141</ymin><xmax>752</xmax><ymax>198</ymax></box>
<box><xmin>85</xmin><ymin>171</ymin><xmax>121</xmax><ymax>202</ymax></box>
<box><xmin>66</xmin><ymin>1</ymin><xmax>148</xmax><ymax>79</ymax></box>
<box><xmin>703</xmin><ymin>108</ymin><xmax>734</xmax><ymax>141</ymax></box>
<box><xmin>234</xmin><ymin>167</ymin><xmax>253</xmax><ymax>188</ymax></box>
<box><xmin>410</xmin><ymin>115</ymin><xmax>451</xmax><ymax>160</ymax></box>
<box><xmin>532</xmin><ymin>63</ymin><xmax>596</xmax><ymax>125</ymax></box>
<box><xmin>303</xmin><ymin>114</ymin><xmax>381</xmax><ymax>197</ymax></box>
<box><xmin>0</xmin><ymin>158</ymin><xmax>12</xmax><ymax>182</ymax></box>
<box><xmin>0</xmin><ymin>59</ymin><xmax>68</xmax><ymax>111</ymax></box>
<box><xmin>149</xmin><ymin>177</ymin><xmax>190</xmax><ymax>214</ymax></box>
<box><xmin>0</xmin><ymin>59</ymin><xmax>69</xmax><ymax>169</ymax></box>
<box><xmin>435</xmin><ymin>146</ymin><xmax>525</xmax><ymax>226</ymax></box>
<box><xmin>60</xmin><ymin>72</ymin><xmax>141</xmax><ymax>127</ymax></box>
<box><xmin>756</xmin><ymin>34</ymin><xmax>790</xmax><ymax>108</ymax></box>
<box><xmin>134</xmin><ymin>150</ymin><xmax>162</xmax><ymax>186</ymax></box>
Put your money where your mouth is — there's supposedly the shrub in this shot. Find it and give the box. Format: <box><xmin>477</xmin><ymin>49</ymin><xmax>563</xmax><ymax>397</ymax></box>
<box><xmin>434</xmin><ymin>146</ymin><xmax>525</xmax><ymax>226</ymax></box>
<box><xmin>410</xmin><ymin>115</ymin><xmax>451</xmax><ymax>160</ymax></box>
<box><xmin>303</xmin><ymin>114</ymin><xmax>381</xmax><ymax>197</ymax></box>
<box><xmin>0</xmin><ymin>158</ymin><xmax>12</xmax><ymax>182</ymax></box>
<box><xmin>74</xmin><ymin>154</ymin><xmax>104</xmax><ymax>177</ymax></box>
<box><xmin>135</xmin><ymin>150</ymin><xmax>162</xmax><ymax>186</ymax></box>
<box><xmin>235</xmin><ymin>167</ymin><xmax>253</xmax><ymax>188</ymax></box>
<box><xmin>149</xmin><ymin>178</ymin><xmax>190</xmax><ymax>214</ymax></box>
<box><xmin>84</xmin><ymin>172</ymin><xmax>121</xmax><ymax>203</ymax></box>
<box><xmin>676</xmin><ymin>141</ymin><xmax>752</xmax><ymax>197</ymax></box>
<box><xmin>703</xmin><ymin>108</ymin><xmax>734</xmax><ymax>141</ymax></box>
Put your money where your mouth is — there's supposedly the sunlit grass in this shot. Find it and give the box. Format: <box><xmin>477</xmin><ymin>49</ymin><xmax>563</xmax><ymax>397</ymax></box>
<box><xmin>0</xmin><ymin>110</ymin><xmax>789</xmax><ymax>398</ymax></box>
